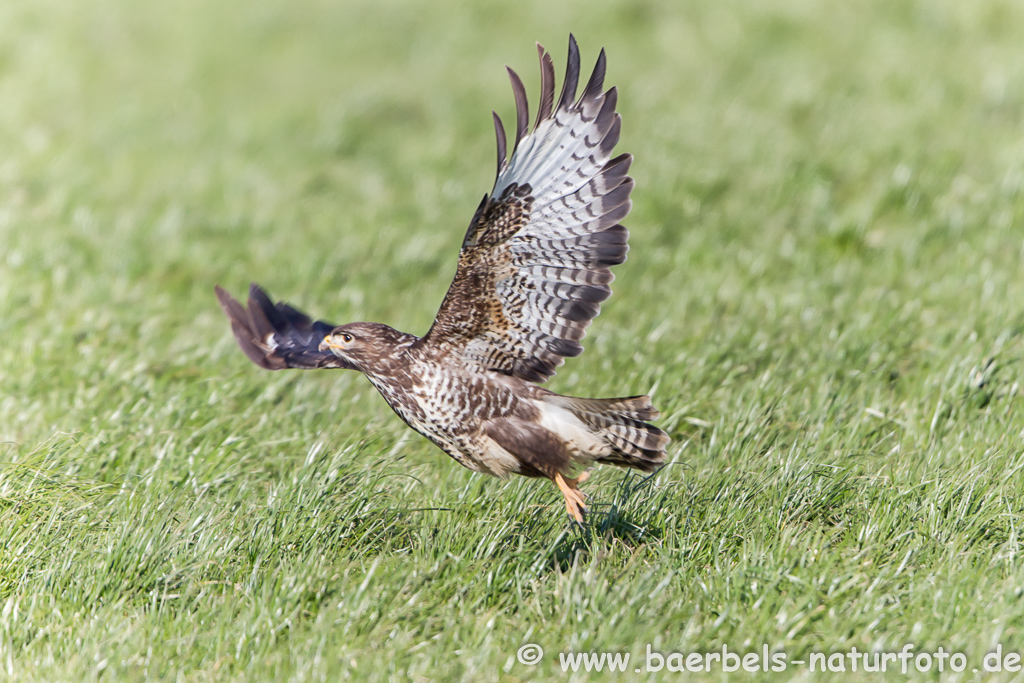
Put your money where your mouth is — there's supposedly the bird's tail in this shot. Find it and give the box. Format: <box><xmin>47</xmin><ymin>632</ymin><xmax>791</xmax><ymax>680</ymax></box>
<box><xmin>546</xmin><ymin>394</ymin><xmax>669</xmax><ymax>472</ymax></box>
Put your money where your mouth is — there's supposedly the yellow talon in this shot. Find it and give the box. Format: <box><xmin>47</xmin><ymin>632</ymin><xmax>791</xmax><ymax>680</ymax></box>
<box><xmin>554</xmin><ymin>472</ymin><xmax>589</xmax><ymax>524</ymax></box>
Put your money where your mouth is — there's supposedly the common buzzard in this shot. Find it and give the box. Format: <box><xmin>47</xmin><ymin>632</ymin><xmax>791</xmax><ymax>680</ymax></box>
<box><xmin>216</xmin><ymin>36</ymin><xmax>669</xmax><ymax>523</ymax></box>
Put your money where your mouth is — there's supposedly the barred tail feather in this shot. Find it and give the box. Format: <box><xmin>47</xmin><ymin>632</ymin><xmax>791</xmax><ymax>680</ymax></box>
<box><xmin>545</xmin><ymin>394</ymin><xmax>669</xmax><ymax>472</ymax></box>
<box><xmin>553</xmin><ymin>394</ymin><xmax>660</xmax><ymax>421</ymax></box>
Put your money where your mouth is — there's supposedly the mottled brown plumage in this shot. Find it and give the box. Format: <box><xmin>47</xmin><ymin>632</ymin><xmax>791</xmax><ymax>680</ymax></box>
<box><xmin>215</xmin><ymin>36</ymin><xmax>668</xmax><ymax>524</ymax></box>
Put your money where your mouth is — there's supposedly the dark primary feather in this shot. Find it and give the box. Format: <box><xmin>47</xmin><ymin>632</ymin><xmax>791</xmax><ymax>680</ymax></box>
<box><xmin>556</xmin><ymin>36</ymin><xmax>581</xmax><ymax>112</ymax></box>
<box><xmin>581</xmin><ymin>48</ymin><xmax>607</xmax><ymax>104</ymax></box>
<box><xmin>534</xmin><ymin>44</ymin><xmax>556</xmax><ymax>128</ymax></box>
<box><xmin>506</xmin><ymin>66</ymin><xmax>529</xmax><ymax>150</ymax></box>
<box><xmin>421</xmin><ymin>34</ymin><xmax>634</xmax><ymax>384</ymax></box>
<box><xmin>215</xmin><ymin>283</ymin><xmax>351</xmax><ymax>370</ymax></box>
<box><xmin>491</xmin><ymin>112</ymin><xmax>507</xmax><ymax>178</ymax></box>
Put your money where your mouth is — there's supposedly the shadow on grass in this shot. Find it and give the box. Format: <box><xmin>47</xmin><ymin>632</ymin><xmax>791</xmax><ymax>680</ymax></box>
<box><xmin>546</xmin><ymin>469</ymin><xmax>675</xmax><ymax>570</ymax></box>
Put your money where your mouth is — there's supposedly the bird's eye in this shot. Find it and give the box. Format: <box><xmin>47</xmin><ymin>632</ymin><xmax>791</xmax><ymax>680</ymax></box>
<box><xmin>341</xmin><ymin>333</ymin><xmax>353</xmax><ymax>343</ymax></box>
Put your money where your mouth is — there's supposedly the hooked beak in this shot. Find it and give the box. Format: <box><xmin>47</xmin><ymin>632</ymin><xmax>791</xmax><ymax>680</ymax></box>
<box><xmin>319</xmin><ymin>335</ymin><xmax>341</xmax><ymax>352</ymax></box>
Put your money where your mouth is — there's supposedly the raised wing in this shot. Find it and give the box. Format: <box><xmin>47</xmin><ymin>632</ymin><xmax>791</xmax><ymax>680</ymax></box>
<box><xmin>215</xmin><ymin>283</ymin><xmax>353</xmax><ymax>370</ymax></box>
<box><xmin>420</xmin><ymin>35</ymin><xmax>632</xmax><ymax>383</ymax></box>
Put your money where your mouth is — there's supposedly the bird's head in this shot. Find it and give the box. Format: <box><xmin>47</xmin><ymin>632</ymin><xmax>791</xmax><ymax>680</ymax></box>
<box><xmin>319</xmin><ymin>322</ymin><xmax>411</xmax><ymax>374</ymax></box>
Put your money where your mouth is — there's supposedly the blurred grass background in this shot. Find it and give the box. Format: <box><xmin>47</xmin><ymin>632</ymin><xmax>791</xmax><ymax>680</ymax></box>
<box><xmin>2</xmin><ymin>0</ymin><xmax>1024</xmax><ymax>680</ymax></box>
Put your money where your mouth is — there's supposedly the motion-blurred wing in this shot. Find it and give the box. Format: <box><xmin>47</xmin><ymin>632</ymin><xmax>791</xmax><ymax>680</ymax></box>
<box><xmin>421</xmin><ymin>35</ymin><xmax>632</xmax><ymax>383</ymax></box>
<box><xmin>215</xmin><ymin>283</ymin><xmax>352</xmax><ymax>370</ymax></box>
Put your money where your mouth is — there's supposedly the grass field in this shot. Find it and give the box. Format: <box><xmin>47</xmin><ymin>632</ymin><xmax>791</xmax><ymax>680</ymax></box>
<box><xmin>3</xmin><ymin>0</ymin><xmax>1024</xmax><ymax>680</ymax></box>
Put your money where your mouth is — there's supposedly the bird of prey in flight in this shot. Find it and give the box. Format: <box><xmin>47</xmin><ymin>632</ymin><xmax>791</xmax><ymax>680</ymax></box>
<box><xmin>216</xmin><ymin>35</ymin><xmax>669</xmax><ymax>524</ymax></box>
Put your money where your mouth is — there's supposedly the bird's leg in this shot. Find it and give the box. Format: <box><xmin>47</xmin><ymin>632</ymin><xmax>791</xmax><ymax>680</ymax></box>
<box><xmin>553</xmin><ymin>471</ymin><xmax>591</xmax><ymax>524</ymax></box>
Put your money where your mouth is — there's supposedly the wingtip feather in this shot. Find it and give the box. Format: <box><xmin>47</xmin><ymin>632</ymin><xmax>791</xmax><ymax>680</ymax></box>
<box><xmin>492</xmin><ymin>111</ymin><xmax>507</xmax><ymax>177</ymax></box>
<box><xmin>535</xmin><ymin>43</ymin><xmax>556</xmax><ymax>127</ymax></box>
<box><xmin>581</xmin><ymin>47</ymin><xmax>607</xmax><ymax>103</ymax></box>
<box><xmin>557</xmin><ymin>35</ymin><xmax>581</xmax><ymax>112</ymax></box>
<box><xmin>506</xmin><ymin>66</ymin><xmax>529</xmax><ymax>151</ymax></box>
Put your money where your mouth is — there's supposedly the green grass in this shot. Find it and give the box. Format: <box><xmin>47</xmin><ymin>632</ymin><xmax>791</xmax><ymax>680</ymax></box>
<box><xmin>3</xmin><ymin>0</ymin><xmax>1024</xmax><ymax>679</ymax></box>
